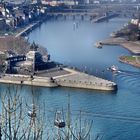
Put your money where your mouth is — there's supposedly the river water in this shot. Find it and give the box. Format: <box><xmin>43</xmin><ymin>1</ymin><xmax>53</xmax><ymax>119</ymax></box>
<box><xmin>2</xmin><ymin>18</ymin><xmax>140</xmax><ymax>139</ymax></box>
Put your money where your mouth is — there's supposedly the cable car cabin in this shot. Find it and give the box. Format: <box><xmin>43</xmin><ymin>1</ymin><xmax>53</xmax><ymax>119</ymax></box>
<box><xmin>54</xmin><ymin>111</ymin><xmax>65</xmax><ymax>128</ymax></box>
<box><xmin>28</xmin><ymin>111</ymin><xmax>36</xmax><ymax>118</ymax></box>
<box><xmin>54</xmin><ymin>120</ymin><xmax>65</xmax><ymax>128</ymax></box>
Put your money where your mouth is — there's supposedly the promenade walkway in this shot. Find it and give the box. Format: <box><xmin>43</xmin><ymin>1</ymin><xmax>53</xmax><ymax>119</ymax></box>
<box><xmin>0</xmin><ymin>67</ymin><xmax>117</xmax><ymax>91</ymax></box>
<box><xmin>53</xmin><ymin>68</ymin><xmax>117</xmax><ymax>91</ymax></box>
<box><xmin>15</xmin><ymin>23</ymin><xmax>37</xmax><ymax>38</ymax></box>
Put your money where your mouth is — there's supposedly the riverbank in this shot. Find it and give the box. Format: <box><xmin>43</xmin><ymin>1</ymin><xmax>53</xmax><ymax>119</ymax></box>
<box><xmin>99</xmin><ymin>37</ymin><xmax>140</xmax><ymax>55</ymax></box>
<box><xmin>0</xmin><ymin>17</ymin><xmax>119</xmax><ymax>92</ymax></box>
<box><xmin>0</xmin><ymin>67</ymin><xmax>117</xmax><ymax>91</ymax></box>
<box><xmin>15</xmin><ymin>21</ymin><xmax>43</xmax><ymax>38</ymax></box>
<box><xmin>0</xmin><ymin>74</ymin><xmax>58</xmax><ymax>87</ymax></box>
<box><xmin>119</xmin><ymin>56</ymin><xmax>140</xmax><ymax>68</ymax></box>
<box><xmin>0</xmin><ymin>36</ymin><xmax>118</xmax><ymax>91</ymax></box>
<box><xmin>97</xmin><ymin>37</ymin><xmax>140</xmax><ymax>68</ymax></box>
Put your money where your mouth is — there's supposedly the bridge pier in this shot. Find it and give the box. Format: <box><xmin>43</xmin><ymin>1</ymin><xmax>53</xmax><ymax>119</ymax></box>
<box><xmin>64</xmin><ymin>15</ymin><xmax>66</xmax><ymax>20</ymax></box>
<box><xmin>90</xmin><ymin>16</ymin><xmax>94</xmax><ymax>21</ymax></box>
<box><xmin>52</xmin><ymin>15</ymin><xmax>59</xmax><ymax>20</ymax></box>
<box><xmin>81</xmin><ymin>15</ymin><xmax>84</xmax><ymax>20</ymax></box>
<box><xmin>73</xmin><ymin>15</ymin><xmax>75</xmax><ymax>20</ymax></box>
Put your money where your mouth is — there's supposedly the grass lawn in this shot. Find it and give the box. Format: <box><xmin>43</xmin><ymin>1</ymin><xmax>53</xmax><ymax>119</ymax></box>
<box><xmin>124</xmin><ymin>56</ymin><xmax>140</xmax><ymax>61</ymax></box>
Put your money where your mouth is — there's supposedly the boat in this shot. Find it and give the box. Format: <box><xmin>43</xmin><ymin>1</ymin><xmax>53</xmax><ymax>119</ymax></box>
<box><xmin>95</xmin><ymin>42</ymin><xmax>102</xmax><ymax>48</ymax></box>
<box><xmin>110</xmin><ymin>32</ymin><xmax>117</xmax><ymax>37</ymax></box>
<box><xmin>108</xmin><ymin>65</ymin><xmax>118</xmax><ymax>72</ymax></box>
<box><xmin>54</xmin><ymin>111</ymin><xmax>65</xmax><ymax>128</ymax></box>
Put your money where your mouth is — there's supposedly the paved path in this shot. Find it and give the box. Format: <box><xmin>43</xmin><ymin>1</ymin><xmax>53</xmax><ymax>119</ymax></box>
<box><xmin>15</xmin><ymin>23</ymin><xmax>37</xmax><ymax>38</ymax></box>
<box><xmin>0</xmin><ymin>67</ymin><xmax>117</xmax><ymax>91</ymax></box>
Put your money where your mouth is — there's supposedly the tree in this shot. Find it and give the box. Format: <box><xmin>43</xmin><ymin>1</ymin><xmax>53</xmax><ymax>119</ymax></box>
<box><xmin>0</xmin><ymin>85</ymin><xmax>46</xmax><ymax>140</ymax></box>
<box><xmin>0</xmin><ymin>86</ymin><xmax>96</xmax><ymax>140</ymax></box>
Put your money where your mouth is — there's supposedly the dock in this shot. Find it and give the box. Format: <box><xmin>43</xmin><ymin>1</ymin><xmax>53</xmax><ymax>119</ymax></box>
<box><xmin>53</xmin><ymin>68</ymin><xmax>117</xmax><ymax>91</ymax></box>
<box><xmin>15</xmin><ymin>21</ymin><xmax>41</xmax><ymax>38</ymax></box>
<box><xmin>93</xmin><ymin>13</ymin><xmax>119</xmax><ymax>23</ymax></box>
<box><xmin>0</xmin><ymin>67</ymin><xmax>117</xmax><ymax>91</ymax></box>
<box><xmin>97</xmin><ymin>38</ymin><xmax>140</xmax><ymax>55</ymax></box>
<box><xmin>0</xmin><ymin>74</ymin><xmax>58</xmax><ymax>87</ymax></box>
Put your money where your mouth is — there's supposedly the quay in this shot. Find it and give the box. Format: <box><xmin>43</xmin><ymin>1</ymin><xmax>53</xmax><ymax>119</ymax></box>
<box><xmin>15</xmin><ymin>21</ymin><xmax>42</xmax><ymax>38</ymax></box>
<box><xmin>93</xmin><ymin>13</ymin><xmax>119</xmax><ymax>23</ymax></box>
<box><xmin>0</xmin><ymin>39</ymin><xmax>117</xmax><ymax>92</ymax></box>
<box><xmin>53</xmin><ymin>68</ymin><xmax>117</xmax><ymax>91</ymax></box>
<box><xmin>0</xmin><ymin>74</ymin><xmax>57</xmax><ymax>87</ymax></box>
<box><xmin>0</xmin><ymin>67</ymin><xmax>117</xmax><ymax>91</ymax></box>
<box><xmin>97</xmin><ymin>37</ymin><xmax>140</xmax><ymax>55</ymax></box>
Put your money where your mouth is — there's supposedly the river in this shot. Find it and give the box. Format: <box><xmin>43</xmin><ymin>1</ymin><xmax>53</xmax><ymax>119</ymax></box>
<box><xmin>2</xmin><ymin>17</ymin><xmax>140</xmax><ymax>139</ymax></box>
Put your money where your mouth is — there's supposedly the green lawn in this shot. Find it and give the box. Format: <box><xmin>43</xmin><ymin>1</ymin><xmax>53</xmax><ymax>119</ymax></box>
<box><xmin>125</xmin><ymin>56</ymin><xmax>136</xmax><ymax>61</ymax></box>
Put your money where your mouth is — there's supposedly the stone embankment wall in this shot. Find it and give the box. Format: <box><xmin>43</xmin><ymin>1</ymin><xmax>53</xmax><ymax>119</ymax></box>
<box><xmin>55</xmin><ymin>79</ymin><xmax>117</xmax><ymax>91</ymax></box>
<box><xmin>53</xmin><ymin>69</ymin><xmax>117</xmax><ymax>91</ymax></box>
<box><xmin>0</xmin><ymin>74</ymin><xmax>58</xmax><ymax>87</ymax></box>
<box><xmin>0</xmin><ymin>68</ymin><xmax>117</xmax><ymax>91</ymax></box>
<box><xmin>99</xmin><ymin>38</ymin><xmax>140</xmax><ymax>54</ymax></box>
